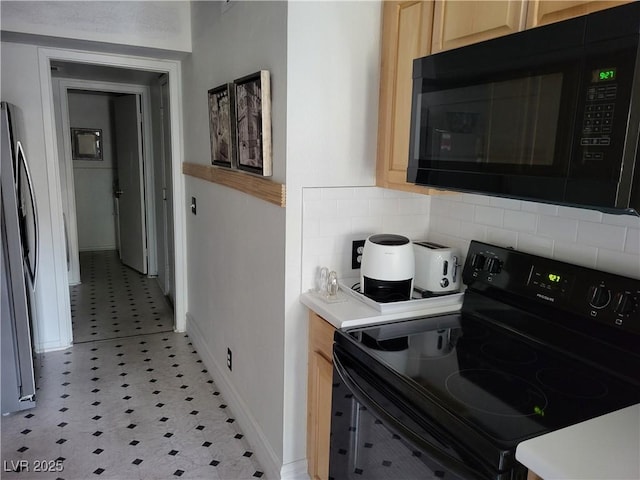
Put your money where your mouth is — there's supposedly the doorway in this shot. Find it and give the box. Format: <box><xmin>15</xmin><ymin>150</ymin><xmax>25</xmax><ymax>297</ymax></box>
<box><xmin>36</xmin><ymin>48</ymin><xmax>186</xmax><ymax>351</ymax></box>
<box><xmin>52</xmin><ymin>65</ymin><xmax>177</xmax><ymax>342</ymax></box>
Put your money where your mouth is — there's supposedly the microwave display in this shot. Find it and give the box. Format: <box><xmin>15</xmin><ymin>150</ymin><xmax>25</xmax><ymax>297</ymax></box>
<box><xmin>593</xmin><ymin>67</ymin><xmax>617</xmax><ymax>82</ymax></box>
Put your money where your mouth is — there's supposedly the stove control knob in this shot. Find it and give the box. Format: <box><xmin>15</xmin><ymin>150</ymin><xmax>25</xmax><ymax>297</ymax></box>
<box><xmin>471</xmin><ymin>254</ymin><xmax>486</xmax><ymax>270</ymax></box>
<box><xmin>486</xmin><ymin>258</ymin><xmax>503</xmax><ymax>274</ymax></box>
<box><xmin>613</xmin><ymin>292</ymin><xmax>636</xmax><ymax>315</ymax></box>
<box><xmin>588</xmin><ymin>285</ymin><xmax>611</xmax><ymax>309</ymax></box>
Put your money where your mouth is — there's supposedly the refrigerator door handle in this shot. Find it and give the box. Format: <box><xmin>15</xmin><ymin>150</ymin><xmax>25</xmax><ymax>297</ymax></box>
<box><xmin>17</xmin><ymin>141</ymin><xmax>38</xmax><ymax>286</ymax></box>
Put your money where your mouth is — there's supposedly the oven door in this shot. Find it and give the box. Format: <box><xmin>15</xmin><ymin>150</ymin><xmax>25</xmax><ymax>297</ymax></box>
<box><xmin>329</xmin><ymin>345</ymin><xmax>514</xmax><ymax>480</ymax></box>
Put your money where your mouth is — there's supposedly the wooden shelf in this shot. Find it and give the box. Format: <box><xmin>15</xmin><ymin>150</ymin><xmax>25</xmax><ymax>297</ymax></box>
<box><xmin>182</xmin><ymin>162</ymin><xmax>285</xmax><ymax>208</ymax></box>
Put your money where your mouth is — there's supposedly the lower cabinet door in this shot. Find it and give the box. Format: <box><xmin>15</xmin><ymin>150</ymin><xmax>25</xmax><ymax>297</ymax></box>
<box><xmin>308</xmin><ymin>350</ymin><xmax>333</xmax><ymax>480</ymax></box>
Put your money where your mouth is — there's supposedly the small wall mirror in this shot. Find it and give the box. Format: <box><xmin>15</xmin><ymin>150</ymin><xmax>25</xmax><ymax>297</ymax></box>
<box><xmin>71</xmin><ymin>128</ymin><xmax>102</xmax><ymax>161</ymax></box>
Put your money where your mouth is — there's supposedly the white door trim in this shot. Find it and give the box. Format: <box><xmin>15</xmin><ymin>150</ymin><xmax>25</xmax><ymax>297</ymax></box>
<box><xmin>58</xmin><ymin>79</ymin><xmax>157</xmax><ymax>284</ymax></box>
<box><xmin>37</xmin><ymin>47</ymin><xmax>187</xmax><ymax>350</ymax></box>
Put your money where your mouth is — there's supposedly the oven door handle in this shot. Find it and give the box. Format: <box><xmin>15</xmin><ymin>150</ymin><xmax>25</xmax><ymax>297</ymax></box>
<box><xmin>333</xmin><ymin>350</ymin><xmax>490</xmax><ymax>480</ymax></box>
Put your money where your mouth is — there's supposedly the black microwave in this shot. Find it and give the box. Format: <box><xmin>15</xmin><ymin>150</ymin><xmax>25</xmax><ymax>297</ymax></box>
<box><xmin>408</xmin><ymin>2</ymin><xmax>640</xmax><ymax>215</ymax></box>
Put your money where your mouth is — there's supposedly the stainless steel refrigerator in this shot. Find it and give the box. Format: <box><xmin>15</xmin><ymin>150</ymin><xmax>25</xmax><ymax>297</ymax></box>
<box><xmin>1</xmin><ymin>101</ymin><xmax>38</xmax><ymax>414</ymax></box>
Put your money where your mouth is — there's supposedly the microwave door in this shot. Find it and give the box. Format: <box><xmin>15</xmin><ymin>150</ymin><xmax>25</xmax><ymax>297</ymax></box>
<box><xmin>420</xmin><ymin>74</ymin><xmax>565</xmax><ymax>169</ymax></box>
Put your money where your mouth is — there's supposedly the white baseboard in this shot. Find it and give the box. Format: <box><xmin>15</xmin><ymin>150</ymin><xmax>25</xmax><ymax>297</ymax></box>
<box><xmin>37</xmin><ymin>340</ymin><xmax>72</xmax><ymax>353</ymax></box>
<box><xmin>186</xmin><ymin>312</ymin><xmax>282</xmax><ymax>480</ymax></box>
<box><xmin>280</xmin><ymin>459</ymin><xmax>310</xmax><ymax>480</ymax></box>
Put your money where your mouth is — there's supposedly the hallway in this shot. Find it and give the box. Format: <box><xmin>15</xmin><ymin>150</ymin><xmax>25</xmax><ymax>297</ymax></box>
<box><xmin>1</xmin><ymin>254</ymin><xmax>265</xmax><ymax>479</ymax></box>
<box><xmin>71</xmin><ymin>250</ymin><xmax>174</xmax><ymax>343</ymax></box>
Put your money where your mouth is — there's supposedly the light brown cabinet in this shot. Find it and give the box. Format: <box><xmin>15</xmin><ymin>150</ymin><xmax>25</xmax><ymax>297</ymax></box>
<box><xmin>376</xmin><ymin>0</ymin><xmax>436</xmax><ymax>194</ymax></box>
<box><xmin>431</xmin><ymin>0</ymin><xmax>527</xmax><ymax>53</ymax></box>
<box><xmin>375</xmin><ymin>0</ymin><xmax>631</xmax><ymax>194</ymax></box>
<box><xmin>526</xmin><ymin>0</ymin><xmax>631</xmax><ymax>28</ymax></box>
<box><xmin>307</xmin><ymin>312</ymin><xmax>336</xmax><ymax>480</ymax></box>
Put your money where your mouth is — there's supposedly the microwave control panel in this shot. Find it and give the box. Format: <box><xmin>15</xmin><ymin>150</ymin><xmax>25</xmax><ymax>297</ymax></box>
<box><xmin>575</xmin><ymin>41</ymin><xmax>637</xmax><ymax>176</ymax></box>
<box><xmin>580</xmin><ymin>69</ymin><xmax>618</xmax><ymax>157</ymax></box>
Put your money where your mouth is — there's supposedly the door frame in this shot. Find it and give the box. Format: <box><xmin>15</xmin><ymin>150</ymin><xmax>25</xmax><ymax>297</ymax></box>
<box><xmin>158</xmin><ymin>74</ymin><xmax>175</xmax><ymax>299</ymax></box>
<box><xmin>37</xmin><ymin>47</ymin><xmax>187</xmax><ymax>346</ymax></box>
<box><xmin>58</xmin><ymin>80</ymin><xmax>157</xmax><ymax>285</ymax></box>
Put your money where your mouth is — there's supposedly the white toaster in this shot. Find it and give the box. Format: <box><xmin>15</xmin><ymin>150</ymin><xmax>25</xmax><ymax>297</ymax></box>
<box><xmin>413</xmin><ymin>241</ymin><xmax>460</xmax><ymax>294</ymax></box>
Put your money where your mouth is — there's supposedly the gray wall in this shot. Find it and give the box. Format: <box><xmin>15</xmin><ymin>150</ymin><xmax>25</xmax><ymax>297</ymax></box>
<box><xmin>181</xmin><ymin>0</ymin><xmax>287</xmax><ymax>474</ymax></box>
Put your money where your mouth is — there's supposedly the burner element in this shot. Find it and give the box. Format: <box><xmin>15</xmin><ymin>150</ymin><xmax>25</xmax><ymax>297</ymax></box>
<box><xmin>446</xmin><ymin>369</ymin><xmax>548</xmax><ymax>417</ymax></box>
<box><xmin>536</xmin><ymin>368</ymin><xmax>609</xmax><ymax>399</ymax></box>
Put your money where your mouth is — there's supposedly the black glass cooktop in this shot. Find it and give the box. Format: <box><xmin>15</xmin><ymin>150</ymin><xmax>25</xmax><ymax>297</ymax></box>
<box><xmin>342</xmin><ymin>311</ymin><xmax>640</xmax><ymax>446</ymax></box>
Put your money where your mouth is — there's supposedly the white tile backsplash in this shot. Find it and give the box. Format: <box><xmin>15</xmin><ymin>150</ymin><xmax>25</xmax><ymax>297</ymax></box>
<box><xmin>429</xmin><ymin>192</ymin><xmax>640</xmax><ymax>279</ymax></box>
<box><xmin>625</xmin><ymin>228</ymin><xmax>640</xmax><ymax>255</ymax></box>
<box><xmin>301</xmin><ymin>187</ymin><xmax>430</xmax><ymax>291</ymax></box>
<box><xmin>553</xmin><ymin>241</ymin><xmax>598</xmax><ymax>268</ymax></box>
<box><xmin>576</xmin><ymin>221</ymin><xmax>626</xmax><ymax>250</ymax></box>
<box><xmin>301</xmin><ymin>188</ymin><xmax>640</xmax><ymax>293</ymax></box>
<box><xmin>503</xmin><ymin>210</ymin><xmax>537</xmax><ymax>233</ymax></box>
<box><xmin>486</xmin><ymin>227</ymin><xmax>518</xmax><ymax>247</ymax></box>
<box><xmin>537</xmin><ymin>215</ymin><xmax>578</xmax><ymax>241</ymax></box>
<box><xmin>474</xmin><ymin>205</ymin><xmax>504</xmax><ymax>227</ymax></box>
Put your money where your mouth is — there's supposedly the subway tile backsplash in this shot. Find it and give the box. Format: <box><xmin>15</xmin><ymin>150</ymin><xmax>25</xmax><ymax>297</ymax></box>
<box><xmin>301</xmin><ymin>187</ymin><xmax>430</xmax><ymax>291</ymax></box>
<box><xmin>429</xmin><ymin>193</ymin><xmax>640</xmax><ymax>279</ymax></box>
<box><xmin>301</xmin><ymin>188</ymin><xmax>640</xmax><ymax>291</ymax></box>
<box><xmin>302</xmin><ymin>188</ymin><xmax>640</xmax><ymax>291</ymax></box>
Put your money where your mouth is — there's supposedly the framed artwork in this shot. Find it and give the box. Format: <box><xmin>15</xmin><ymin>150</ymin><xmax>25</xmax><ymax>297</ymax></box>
<box><xmin>208</xmin><ymin>83</ymin><xmax>236</xmax><ymax>167</ymax></box>
<box><xmin>71</xmin><ymin>128</ymin><xmax>102</xmax><ymax>161</ymax></box>
<box><xmin>234</xmin><ymin>70</ymin><xmax>272</xmax><ymax>176</ymax></box>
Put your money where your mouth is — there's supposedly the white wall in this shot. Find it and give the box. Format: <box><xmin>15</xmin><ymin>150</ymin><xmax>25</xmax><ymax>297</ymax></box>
<box><xmin>284</xmin><ymin>2</ymin><xmax>382</xmax><ymax>474</ymax></box>
<box><xmin>429</xmin><ymin>194</ymin><xmax>640</xmax><ymax>279</ymax></box>
<box><xmin>68</xmin><ymin>91</ymin><xmax>117</xmax><ymax>251</ymax></box>
<box><xmin>0</xmin><ymin>1</ymin><xmax>191</xmax><ymax>53</ymax></box>
<box><xmin>182</xmin><ymin>2</ymin><xmax>287</xmax><ymax>478</ymax></box>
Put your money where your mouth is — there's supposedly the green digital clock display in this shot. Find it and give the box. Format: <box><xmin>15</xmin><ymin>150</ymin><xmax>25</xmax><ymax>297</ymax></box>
<box><xmin>593</xmin><ymin>68</ymin><xmax>617</xmax><ymax>82</ymax></box>
<box><xmin>547</xmin><ymin>273</ymin><xmax>561</xmax><ymax>283</ymax></box>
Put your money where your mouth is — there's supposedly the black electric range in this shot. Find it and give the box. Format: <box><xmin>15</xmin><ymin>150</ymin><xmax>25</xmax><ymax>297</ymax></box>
<box><xmin>330</xmin><ymin>241</ymin><xmax>640</xmax><ymax>479</ymax></box>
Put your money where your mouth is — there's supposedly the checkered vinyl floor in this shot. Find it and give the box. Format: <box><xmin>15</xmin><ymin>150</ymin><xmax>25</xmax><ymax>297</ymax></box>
<box><xmin>1</xmin><ymin>252</ymin><xmax>265</xmax><ymax>479</ymax></box>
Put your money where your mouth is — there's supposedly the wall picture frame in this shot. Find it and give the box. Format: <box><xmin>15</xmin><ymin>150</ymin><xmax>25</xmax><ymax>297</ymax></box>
<box><xmin>71</xmin><ymin>128</ymin><xmax>103</xmax><ymax>161</ymax></box>
<box><xmin>208</xmin><ymin>83</ymin><xmax>236</xmax><ymax>168</ymax></box>
<box><xmin>234</xmin><ymin>70</ymin><xmax>272</xmax><ymax>176</ymax></box>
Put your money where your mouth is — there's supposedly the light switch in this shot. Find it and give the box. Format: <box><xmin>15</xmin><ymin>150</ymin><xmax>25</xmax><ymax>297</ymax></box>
<box><xmin>191</xmin><ymin>196</ymin><xmax>197</xmax><ymax>215</ymax></box>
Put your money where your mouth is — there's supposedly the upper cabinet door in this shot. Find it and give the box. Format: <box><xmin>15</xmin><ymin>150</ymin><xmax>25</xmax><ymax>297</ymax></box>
<box><xmin>526</xmin><ymin>0</ymin><xmax>632</xmax><ymax>28</ymax></box>
<box><xmin>376</xmin><ymin>1</ymin><xmax>435</xmax><ymax>192</ymax></box>
<box><xmin>431</xmin><ymin>0</ymin><xmax>527</xmax><ymax>53</ymax></box>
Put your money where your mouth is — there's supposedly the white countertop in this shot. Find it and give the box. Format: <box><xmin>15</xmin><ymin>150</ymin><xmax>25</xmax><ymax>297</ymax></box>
<box><xmin>516</xmin><ymin>403</ymin><xmax>640</xmax><ymax>479</ymax></box>
<box><xmin>300</xmin><ymin>289</ymin><xmax>463</xmax><ymax>329</ymax></box>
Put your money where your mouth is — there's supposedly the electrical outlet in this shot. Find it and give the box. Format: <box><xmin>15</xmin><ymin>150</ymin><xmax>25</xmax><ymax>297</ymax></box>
<box><xmin>351</xmin><ymin>239</ymin><xmax>366</xmax><ymax>269</ymax></box>
<box><xmin>227</xmin><ymin>348</ymin><xmax>232</xmax><ymax>371</ymax></box>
